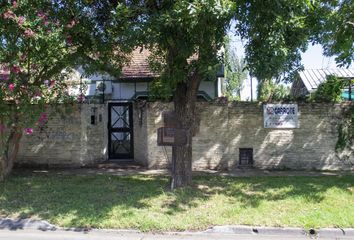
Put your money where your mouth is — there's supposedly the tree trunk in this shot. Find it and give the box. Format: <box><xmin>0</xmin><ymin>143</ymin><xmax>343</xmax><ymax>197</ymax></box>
<box><xmin>0</xmin><ymin>131</ymin><xmax>22</xmax><ymax>181</ymax></box>
<box><xmin>171</xmin><ymin>73</ymin><xmax>201</xmax><ymax>189</ymax></box>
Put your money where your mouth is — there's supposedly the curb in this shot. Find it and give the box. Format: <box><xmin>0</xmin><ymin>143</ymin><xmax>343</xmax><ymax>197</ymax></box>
<box><xmin>1</xmin><ymin>218</ymin><xmax>354</xmax><ymax>238</ymax></box>
<box><xmin>204</xmin><ymin>225</ymin><xmax>306</xmax><ymax>236</ymax></box>
<box><xmin>318</xmin><ymin>228</ymin><xmax>354</xmax><ymax>238</ymax></box>
<box><xmin>203</xmin><ymin>225</ymin><xmax>354</xmax><ymax>237</ymax></box>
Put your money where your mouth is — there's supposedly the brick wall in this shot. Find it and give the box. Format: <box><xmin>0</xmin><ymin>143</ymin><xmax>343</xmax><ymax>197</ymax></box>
<box><xmin>17</xmin><ymin>102</ymin><xmax>353</xmax><ymax>170</ymax></box>
<box><xmin>17</xmin><ymin>104</ymin><xmax>106</xmax><ymax>167</ymax></box>
<box><xmin>146</xmin><ymin>102</ymin><xmax>353</xmax><ymax>170</ymax></box>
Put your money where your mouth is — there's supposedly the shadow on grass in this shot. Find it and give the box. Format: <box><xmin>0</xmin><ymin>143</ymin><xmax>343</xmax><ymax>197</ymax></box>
<box><xmin>0</xmin><ymin>170</ymin><xmax>353</xmax><ymax>229</ymax></box>
<box><xmin>162</xmin><ymin>174</ymin><xmax>353</xmax><ymax>214</ymax></box>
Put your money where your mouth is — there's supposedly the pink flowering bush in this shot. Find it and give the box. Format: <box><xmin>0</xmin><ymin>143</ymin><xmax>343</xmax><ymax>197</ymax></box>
<box><xmin>0</xmin><ymin>0</ymin><xmax>84</xmax><ymax>180</ymax></box>
<box><xmin>8</xmin><ymin>83</ymin><xmax>15</xmax><ymax>91</ymax></box>
<box><xmin>0</xmin><ymin>0</ymin><xmax>132</xmax><ymax>180</ymax></box>
<box><xmin>25</xmin><ymin>128</ymin><xmax>33</xmax><ymax>135</ymax></box>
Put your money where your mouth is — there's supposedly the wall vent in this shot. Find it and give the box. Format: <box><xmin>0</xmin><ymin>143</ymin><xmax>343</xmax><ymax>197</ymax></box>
<box><xmin>239</xmin><ymin>148</ymin><xmax>253</xmax><ymax>167</ymax></box>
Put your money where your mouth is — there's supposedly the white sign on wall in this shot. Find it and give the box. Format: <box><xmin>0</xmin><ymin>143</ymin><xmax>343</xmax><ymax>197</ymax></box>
<box><xmin>263</xmin><ymin>104</ymin><xmax>298</xmax><ymax>128</ymax></box>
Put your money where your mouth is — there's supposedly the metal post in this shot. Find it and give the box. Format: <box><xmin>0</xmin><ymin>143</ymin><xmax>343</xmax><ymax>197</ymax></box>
<box><xmin>102</xmin><ymin>79</ymin><xmax>105</xmax><ymax>104</ymax></box>
<box><xmin>250</xmin><ymin>75</ymin><xmax>253</xmax><ymax>102</ymax></box>
<box><xmin>349</xmin><ymin>78</ymin><xmax>352</xmax><ymax>101</ymax></box>
<box><xmin>134</xmin><ymin>79</ymin><xmax>137</xmax><ymax>98</ymax></box>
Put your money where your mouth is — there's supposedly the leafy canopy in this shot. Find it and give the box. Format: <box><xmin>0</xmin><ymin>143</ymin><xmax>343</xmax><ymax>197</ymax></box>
<box><xmin>0</xmin><ymin>0</ymin><xmax>131</xmax><ymax>136</ymax></box>
<box><xmin>234</xmin><ymin>0</ymin><xmax>314</xmax><ymax>81</ymax></box>
<box><xmin>121</xmin><ymin>0</ymin><xmax>234</xmax><ymax>96</ymax></box>
<box><xmin>234</xmin><ymin>0</ymin><xmax>353</xmax><ymax>82</ymax></box>
<box><xmin>311</xmin><ymin>0</ymin><xmax>354</xmax><ymax>67</ymax></box>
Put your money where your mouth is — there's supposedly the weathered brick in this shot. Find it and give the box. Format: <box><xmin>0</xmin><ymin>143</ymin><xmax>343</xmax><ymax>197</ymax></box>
<box><xmin>16</xmin><ymin>102</ymin><xmax>353</xmax><ymax>171</ymax></box>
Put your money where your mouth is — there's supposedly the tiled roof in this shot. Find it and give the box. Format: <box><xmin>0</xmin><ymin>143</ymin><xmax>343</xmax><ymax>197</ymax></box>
<box><xmin>1</xmin><ymin>49</ymin><xmax>216</xmax><ymax>81</ymax></box>
<box><xmin>299</xmin><ymin>69</ymin><xmax>354</xmax><ymax>93</ymax></box>
<box><xmin>120</xmin><ymin>48</ymin><xmax>158</xmax><ymax>79</ymax></box>
<box><xmin>0</xmin><ymin>49</ymin><xmax>158</xmax><ymax>81</ymax></box>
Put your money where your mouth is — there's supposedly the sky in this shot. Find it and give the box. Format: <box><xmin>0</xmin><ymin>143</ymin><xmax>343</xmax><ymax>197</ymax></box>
<box><xmin>232</xmin><ymin>37</ymin><xmax>337</xmax><ymax>70</ymax></box>
<box><xmin>301</xmin><ymin>44</ymin><xmax>338</xmax><ymax>69</ymax></box>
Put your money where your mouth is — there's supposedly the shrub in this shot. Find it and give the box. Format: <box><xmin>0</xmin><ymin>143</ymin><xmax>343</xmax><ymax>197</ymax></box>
<box><xmin>311</xmin><ymin>75</ymin><xmax>347</xmax><ymax>102</ymax></box>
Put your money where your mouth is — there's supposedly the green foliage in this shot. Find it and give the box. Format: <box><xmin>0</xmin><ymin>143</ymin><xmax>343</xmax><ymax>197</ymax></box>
<box><xmin>233</xmin><ymin>0</ymin><xmax>353</xmax><ymax>82</ymax></box>
<box><xmin>234</xmin><ymin>0</ymin><xmax>313</xmax><ymax>81</ymax></box>
<box><xmin>224</xmin><ymin>37</ymin><xmax>248</xmax><ymax>101</ymax></box>
<box><xmin>336</xmin><ymin>105</ymin><xmax>354</xmax><ymax>153</ymax></box>
<box><xmin>0</xmin><ymin>0</ymin><xmax>131</xmax><ymax>136</ymax></box>
<box><xmin>311</xmin><ymin>75</ymin><xmax>346</xmax><ymax>102</ymax></box>
<box><xmin>272</xmin><ymin>85</ymin><xmax>291</xmax><ymax>101</ymax></box>
<box><xmin>258</xmin><ymin>79</ymin><xmax>290</xmax><ymax>102</ymax></box>
<box><xmin>0</xmin><ymin>0</ymin><xmax>76</xmax><ymax>154</ymax></box>
<box><xmin>311</xmin><ymin>0</ymin><xmax>354</xmax><ymax>67</ymax></box>
<box><xmin>148</xmin><ymin>78</ymin><xmax>173</xmax><ymax>101</ymax></box>
<box><xmin>132</xmin><ymin>0</ymin><xmax>234</xmax><ymax>91</ymax></box>
<box><xmin>0</xmin><ymin>1</ymin><xmax>132</xmax><ymax>177</ymax></box>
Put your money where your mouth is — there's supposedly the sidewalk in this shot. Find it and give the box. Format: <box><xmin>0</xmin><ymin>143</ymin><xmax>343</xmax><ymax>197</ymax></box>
<box><xmin>1</xmin><ymin>218</ymin><xmax>354</xmax><ymax>239</ymax></box>
<box><xmin>24</xmin><ymin>167</ymin><xmax>353</xmax><ymax>178</ymax></box>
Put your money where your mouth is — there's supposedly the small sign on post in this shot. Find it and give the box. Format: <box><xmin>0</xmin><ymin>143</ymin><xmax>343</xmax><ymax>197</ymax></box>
<box><xmin>157</xmin><ymin>111</ymin><xmax>187</xmax><ymax>146</ymax></box>
<box><xmin>157</xmin><ymin>127</ymin><xmax>187</xmax><ymax>146</ymax></box>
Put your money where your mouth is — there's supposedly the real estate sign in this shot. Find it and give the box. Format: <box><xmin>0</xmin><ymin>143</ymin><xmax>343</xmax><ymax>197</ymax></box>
<box><xmin>263</xmin><ymin>104</ymin><xmax>298</xmax><ymax>128</ymax></box>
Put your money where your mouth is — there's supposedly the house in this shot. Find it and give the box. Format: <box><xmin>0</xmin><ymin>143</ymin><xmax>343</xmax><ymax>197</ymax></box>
<box><xmin>68</xmin><ymin>48</ymin><xmax>225</xmax><ymax>160</ymax></box>
<box><xmin>291</xmin><ymin>68</ymin><xmax>354</xmax><ymax>100</ymax></box>
<box><xmin>74</xmin><ymin>48</ymin><xmax>224</xmax><ymax>102</ymax></box>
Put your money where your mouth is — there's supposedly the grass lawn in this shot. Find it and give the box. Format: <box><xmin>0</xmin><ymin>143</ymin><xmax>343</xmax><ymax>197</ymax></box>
<box><xmin>0</xmin><ymin>171</ymin><xmax>353</xmax><ymax>231</ymax></box>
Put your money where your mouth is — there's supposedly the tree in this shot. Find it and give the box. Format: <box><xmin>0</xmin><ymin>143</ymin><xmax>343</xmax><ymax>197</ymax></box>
<box><xmin>132</xmin><ymin>0</ymin><xmax>317</xmax><ymax>188</ymax></box>
<box><xmin>126</xmin><ymin>0</ymin><xmax>233</xmax><ymax>188</ymax></box>
<box><xmin>235</xmin><ymin>0</ymin><xmax>353</xmax><ymax>101</ymax></box>
<box><xmin>311</xmin><ymin>0</ymin><xmax>354</xmax><ymax>67</ymax></box>
<box><xmin>234</xmin><ymin>0</ymin><xmax>313</xmax><ymax>83</ymax></box>
<box><xmin>224</xmin><ymin>37</ymin><xmax>248</xmax><ymax>100</ymax></box>
<box><xmin>117</xmin><ymin>0</ymin><xmax>351</xmax><ymax>188</ymax></box>
<box><xmin>234</xmin><ymin>0</ymin><xmax>353</xmax><ymax>82</ymax></box>
<box><xmin>0</xmin><ymin>0</ymin><xmax>130</xmax><ymax>180</ymax></box>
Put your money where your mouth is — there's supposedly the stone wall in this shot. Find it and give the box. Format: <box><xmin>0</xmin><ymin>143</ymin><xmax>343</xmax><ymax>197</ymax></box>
<box><xmin>145</xmin><ymin>102</ymin><xmax>353</xmax><ymax>170</ymax></box>
<box><xmin>17</xmin><ymin>104</ymin><xmax>106</xmax><ymax>167</ymax></box>
<box><xmin>16</xmin><ymin>102</ymin><xmax>353</xmax><ymax>170</ymax></box>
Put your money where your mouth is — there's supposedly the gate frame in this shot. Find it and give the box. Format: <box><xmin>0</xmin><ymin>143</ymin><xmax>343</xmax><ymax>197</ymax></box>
<box><xmin>107</xmin><ymin>101</ymin><xmax>134</xmax><ymax>160</ymax></box>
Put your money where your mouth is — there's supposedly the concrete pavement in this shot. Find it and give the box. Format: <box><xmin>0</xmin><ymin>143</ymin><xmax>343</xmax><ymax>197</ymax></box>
<box><xmin>0</xmin><ymin>229</ymin><xmax>319</xmax><ymax>240</ymax></box>
<box><xmin>1</xmin><ymin>219</ymin><xmax>354</xmax><ymax>240</ymax></box>
<box><xmin>1</xmin><ymin>228</ymin><xmax>354</xmax><ymax>240</ymax></box>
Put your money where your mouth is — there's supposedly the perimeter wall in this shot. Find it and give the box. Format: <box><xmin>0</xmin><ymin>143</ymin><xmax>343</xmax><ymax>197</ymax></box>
<box><xmin>17</xmin><ymin>102</ymin><xmax>353</xmax><ymax>170</ymax></box>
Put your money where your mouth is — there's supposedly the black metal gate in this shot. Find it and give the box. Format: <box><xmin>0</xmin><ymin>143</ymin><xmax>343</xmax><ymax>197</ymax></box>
<box><xmin>108</xmin><ymin>102</ymin><xmax>134</xmax><ymax>159</ymax></box>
